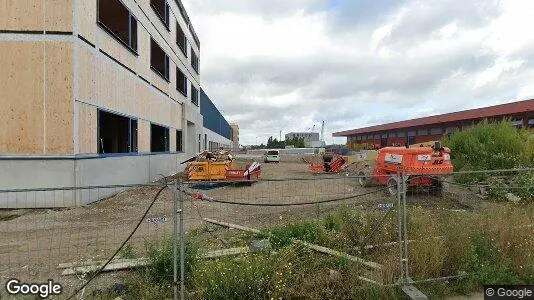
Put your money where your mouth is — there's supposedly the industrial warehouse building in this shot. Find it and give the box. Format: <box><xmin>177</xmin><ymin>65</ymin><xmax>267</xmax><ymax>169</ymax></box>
<box><xmin>334</xmin><ymin>99</ymin><xmax>534</xmax><ymax>150</ymax></box>
<box><xmin>200</xmin><ymin>88</ymin><xmax>233</xmax><ymax>151</ymax></box>
<box><xmin>0</xmin><ymin>0</ymin><xmax>212</xmax><ymax>208</ymax></box>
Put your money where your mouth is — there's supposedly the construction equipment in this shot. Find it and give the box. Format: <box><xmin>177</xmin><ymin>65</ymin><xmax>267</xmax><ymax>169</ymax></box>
<box><xmin>183</xmin><ymin>150</ymin><xmax>262</xmax><ymax>182</ymax></box>
<box><xmin>309</xmin><ymin>152</ymin><xmax>348</xmax><ymax>174</ymax></box>
<box><xmin>357</xmin><ymin>141</ymin><xmax>453</xmax><ymax>196</ymax></box>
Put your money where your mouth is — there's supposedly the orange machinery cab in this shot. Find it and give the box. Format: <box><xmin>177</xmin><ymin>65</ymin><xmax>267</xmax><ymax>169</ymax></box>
<box><xmin>371</xmin><ymin>144</ymin><xmax>453</xmax><ymax>187</ymax></box>
<box><xmin>309</xmin><ymin>153</ymin><xmax>347</xmax><ymax>174</ymax></box>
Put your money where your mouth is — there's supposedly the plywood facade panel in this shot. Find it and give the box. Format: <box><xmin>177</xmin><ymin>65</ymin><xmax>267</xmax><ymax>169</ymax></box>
<box><xmin>0</xmin><ymin>0</ymin><xmax>44</xmax><ymax>31</ymax></box>
<box><xmin>98</xmin><ymin>28</ymin><xmax>139</xmax><ymax>74</ymax></box>
<box><xmin>45</xmin><ymin>0</ymin><xmax>73</xmax><ymax>32</ymax></box>
<box><xmin>138</xmin><ymin>120</ymin><xmax>150</xmax><ymax>153</ymax></box>
<box><xmin>44</xmin><ymin>42</ymin><xmax>73</xmax><ymax>154</ymax></box>
<box><xmin>0</xmin><ymin>42</ymin><xmax>44</xmax><ymax>154</ymax></box>
<box><xmin>150</xmin><ymin>71</ymin><xmax>171</xmax><ymax>96</ymax></box>
<box><xmin>78</xmin><ymin>103</ymin><xmax>97</xmax><ymax>154</ymax></box>
<box><xmin>169</xmin><ymin>128</ymin><xmax>176</xmax><ymax>152</ymax></box>
<box><xmin>78</xmin><ymin>0</ymin><xmax>96</xmax><ymax>43</ymax></box>
<box><xmin>78</xmin><ymin>46</ymin><xmax>97</xmax><ymax>102</ymax></box>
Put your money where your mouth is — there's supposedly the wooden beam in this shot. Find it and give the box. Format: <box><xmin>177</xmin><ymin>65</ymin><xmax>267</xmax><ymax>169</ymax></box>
<box><xmin>203</xmin><ymin>247</ymin><xmax>250</xmax><ymax>258</ymax></box>
<box><xmin>295</xmin><ymin>241</ymin><xmax>383</xmax><ymax>270</ymax></box>
<box><xmin>61</xmin><ymin>259</ymin><xmax>149</xmax><ymax>275</ymax></box>
<box><xmin>57</xmin><ymin>258</ymin><xmax>147</xmax><ymax>270</ymax></box>
<box><xmin>202</xmin><ymin>218</ymin><xmax>261</xmax><ymax>234</ymax></box>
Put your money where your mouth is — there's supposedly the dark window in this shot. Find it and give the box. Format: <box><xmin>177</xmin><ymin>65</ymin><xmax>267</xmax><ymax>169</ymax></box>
<box><xmin>418</xmin><ymin>129</ymin><xmax>428</xmax><ymax>136</ymax></box>
<box><xmin>198</xmin><ymin>134</ymin><xmax>201</xmax><ymax>152</ymax></box>
<box><xmin>361</xmin><ymin>135</ymin><xmax>367</xmax><ymax>141</ymax></box>
<box><xmin>381</xmin><ymin>133</ymin><xmax>387</xmax><ymax>138</ymax></box>
<box><xmin>374</xmin><ymin>134</ymin><xmax>380</xmax><ymax>139</ymax></box>
<box><xmin>204</xmin><ymin>134</ymin><xmax>207</xmax><ymax>150</ymax></box>
<box><xmin>151</xmin><ymin>124</ymin><xmax>169</xmax><ymax>152</ymax></box>
<box><xmin>445</xmin><ymin>126</ymin><xmax>459</xmax><ymax>133</ymax></box>
<box><xmin>367</xmin><ymin>135</ymin><xmax>373</xmax><ymax>140</ymax></box>
<box><xmin>529</xmin><ymin>118</ymin><xmax>534</xmax><ymax>129</ymax></box>
<box><xmin>176</xmin><ymin>23</ymin><xmax>187</xmax><ymax>56</ymax></box>
<box><xmin>97</xmin><ymin>0</ymin><xmax>138</xmax><ymax>52</ymax></box>
<box><xmin>150</xmin><ymin>0</ymin><xmax>169</xmax><ymax>29</ymax></box>
<box><xmin>388</xmin><ymin>132</ymin><xmax>396</xmax><ymax>138</ymax></box>
<box><xmin>176</xmin><ymin>68</ymin><xmax>187</xmax><ymax>96</ymax></box>
<box><xmin>151</xmin><ymin>38</ymin><xmax>169</xmax><ymax>81</ymax></box>
<box><xmin>397</xmin><ymin>131</ymin><xmax>406</xmax><ymax>137</ymax></box>
<box><xmin>191</xmin><ymin>84</ymin><xmax>199</xmax><ymax>106</ymax></box>
<box><xmin>191</xmin><ymin>48</ymin><xmax>199</xmax><ymax>74</ymax></box>
<box><xmin>98</xmin><ymin>110</ymin><xmax>137</xmax><ymax>154</ymax></box>
<box><xmin>408</xmin><ymin>131</ymin><xmax>416</xmax><ymax>137</ymax></box>
<box><xmin>512</xmin><ymin>119</ymin><xmax>523</xmax><ymax>130</ymax></box>
<box><xmin>356</xmin><ymin>136</ymin><xmax>362</xmax><ymax>141</ymax></box>
<box><xmin>176</xmin><ymin>130</ymin><xmax>183</xmax><ymax>152</ymax></box>
<box><xmin>430</xmin><ymin>128</ymin><xmax>442</xmax><ymax>135</ymax></box>
<box><xmin>408</xmin><ymin>136</ymin><xmax>416</xmax><ymax>145</ymax></box>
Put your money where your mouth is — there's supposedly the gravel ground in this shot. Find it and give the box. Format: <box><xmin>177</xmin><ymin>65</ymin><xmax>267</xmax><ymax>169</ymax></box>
<box><xmin>0</xmin><ymin>161</ymin><xmax>475</xmax><ymax>298</ymax></box>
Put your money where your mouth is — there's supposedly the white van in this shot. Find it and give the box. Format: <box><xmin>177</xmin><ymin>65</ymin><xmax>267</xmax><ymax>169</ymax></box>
<box><xmin>264</xmin><ymin>150</ymin><xmax>280</xmax><ymax>163</ymax></box>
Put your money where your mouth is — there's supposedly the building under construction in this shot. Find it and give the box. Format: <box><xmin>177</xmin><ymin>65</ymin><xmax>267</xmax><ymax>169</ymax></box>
<box><xmin>0</xmin><ymin>0</ymin><xmax>205</xmax><ymax>207</ymax></box>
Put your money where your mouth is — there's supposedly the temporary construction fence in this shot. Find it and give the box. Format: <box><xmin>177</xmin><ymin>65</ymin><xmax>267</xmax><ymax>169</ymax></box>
<box><xmin>0</xmin><ymin>168</ymin><xmax>533</xmax><ymax>299</ymax></box>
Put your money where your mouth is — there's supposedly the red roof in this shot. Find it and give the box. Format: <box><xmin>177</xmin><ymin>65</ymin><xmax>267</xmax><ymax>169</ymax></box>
<box><xmin>333</xmin><ymin>99</ymin><xmax>534</xmax><ymax>136</ymax></box>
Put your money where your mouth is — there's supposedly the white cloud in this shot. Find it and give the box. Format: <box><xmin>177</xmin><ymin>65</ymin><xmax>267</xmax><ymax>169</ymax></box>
<box><xmin>182</xmin><ymin>0</ymin><xmax>534</xmax><ymax>145</ymax></box>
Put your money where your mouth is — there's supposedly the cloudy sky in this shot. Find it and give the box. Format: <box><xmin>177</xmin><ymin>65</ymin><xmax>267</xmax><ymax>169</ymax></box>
<box><xmin>181</xmin><ymin>0</ymin><xmax>534</xmax><ymax>145</ymax></box>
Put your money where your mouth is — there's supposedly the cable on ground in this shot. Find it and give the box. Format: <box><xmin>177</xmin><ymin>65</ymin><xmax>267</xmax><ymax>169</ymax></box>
<box><xmin>180</xmin><ymin>186</ymin><xmax>391</xmax><ymax>207</ymax></box>
<box><xmin>67</xmin><ymin>183</ymin><xmax>169</xmax><ymax>300</ymax></box>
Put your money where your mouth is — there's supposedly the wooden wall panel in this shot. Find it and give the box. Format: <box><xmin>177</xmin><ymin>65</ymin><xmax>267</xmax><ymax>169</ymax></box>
<box><xmin>138</xmin><ymin>120</ymin><xmax>150</xmax><ymax>153</ymax></box>
<box><xmin>0</xmin><ymin>0</ymin><xmax>44</xmax><ymax>31</ymax></box>
<box><xmin>78</xmin><ymin>103</ymin><xmax>97</xmax><ymax>154</ymax></box>
<box><xmin>171</xmin><ymin>104</ymin><xmax>181</xmax><ymax>130</ymax></box>
<box><xmin>77</xmin><ymin>0</ymin><xmax>96</xmax><ymax>42</ymax></box>
<box><xmin>169</xmin><ymin>129</ymin><xmax>176</xmax><ymax>152</ymax></box>
<box><xmin>149</xmin><ymin>70</ymin><xmax>171</xmax><ymax>96</ymax></box>
<box><xmin>45</xmin><ymin>0</ymin><xmax>72</xmax><ymax>32</ymax></box>
<box><xmin>45</xmin><ymin>42</ymin><xmax>73</xmax><ymax>154</ymax></box>
<box><xmin>0</xmin><ymin>42</ymin><xmax>44</xmax><ymax>154</ymax></box>
<box><xmin>98</xmin><ymin>29</ymin><xmax>138</xmax><ymax>74</ymax></box>
<box><xmin>78</xmin><ymin>46</ymin><xmax>96</xmax><ymax>102</ymax></box>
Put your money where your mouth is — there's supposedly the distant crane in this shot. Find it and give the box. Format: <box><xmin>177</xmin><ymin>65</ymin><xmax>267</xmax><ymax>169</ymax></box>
<box><xmin>320</xmin><ymin>121</ymin><xmax>325</xmax><ymax>142</ymax></box>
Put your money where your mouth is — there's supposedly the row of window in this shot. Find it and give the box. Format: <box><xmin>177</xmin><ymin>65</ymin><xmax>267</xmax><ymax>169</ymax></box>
<box><xmin>98</xmin><ymin>0</ymin><xmax>200</xmax><ymax>105</ymax></box>
<box><xmin>349</xmin><ymin>118</ymin><xmax>534</xmax><ymax>141</ymax></box>
<box><xmin>98</xmin><ymin>110</ymin><xmax>183</xmax><ymax>154</ymax></box>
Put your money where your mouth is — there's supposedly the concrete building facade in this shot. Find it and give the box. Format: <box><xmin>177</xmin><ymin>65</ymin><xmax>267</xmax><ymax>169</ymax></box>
<box><xmin>285</xmin><ymin>132</ymin><xmax>323</xmax><ymax>147</ymax></box>
<box><xmin>333</xmin><ymin>99</ymin><xmax>534</xmax><ymax>150</ymax></box>
<box><xmin>230</xmin><ymin>123</ymin><xmax>240</xmax><ymax>150</ymax></box>
<box><xmin>0</xmin><ymin>0</ymin><xmax>203</xmax><ymax>208</ymax></box>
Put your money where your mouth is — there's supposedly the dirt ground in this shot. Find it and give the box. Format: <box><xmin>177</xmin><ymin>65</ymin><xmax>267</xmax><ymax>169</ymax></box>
<box><xmin>0</xmin><ymin>160</ymin><xmax>476</xmax><ymax>298</ymax></box>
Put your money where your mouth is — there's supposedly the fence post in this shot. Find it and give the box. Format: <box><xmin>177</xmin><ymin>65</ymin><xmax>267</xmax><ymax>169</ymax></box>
<box><xmin>396</xmin><ymin>172</ymin><xmax>404</xmax><ymax>283</ymax></box>
<box><xmin>173</xmin><ymin>182</ymin><xmax>178</xmax><ymax>300</ymax></box>
<box><xmin>179</xmin><ymin>180</ymin><xmax>185</xmax><ymax>300</ymax></box>
<box><xmin>173</xmin><ymin>180</ymin><xmax>186</xmax><ymax>300</ymax></box>
<box><xmin>401</xmin><ymin>173</ymin><xmax>410</xmax><ymax>283</ymax></box>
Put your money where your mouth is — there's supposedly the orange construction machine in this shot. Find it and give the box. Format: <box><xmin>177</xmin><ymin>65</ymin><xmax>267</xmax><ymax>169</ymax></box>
<box><xmin>357</xmin><ymin>141</ymin><xmax>453</xmax><ymax>196</ymax></box>
<box><xmin>309</xmin><ymin>153</ymin><xmax>348</xmax><ymax>174</ymax></box>
<box><xmin>183</xmin><ymin>151</ymin><xmax>262</xmax><ymax>182</ymax></box>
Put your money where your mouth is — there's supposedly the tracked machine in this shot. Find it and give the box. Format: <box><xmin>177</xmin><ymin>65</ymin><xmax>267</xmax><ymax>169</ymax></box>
<box><xmin>357</xmin><ymin>141</ymin><xmax>453</xmax><ymax>196</ymax></box>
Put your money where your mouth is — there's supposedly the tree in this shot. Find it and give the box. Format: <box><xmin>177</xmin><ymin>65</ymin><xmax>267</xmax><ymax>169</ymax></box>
<box><xmin>441</xmin><ymin>119</ymin><xmax>534</xmax><ymax>200</ymax></box>
<box><xmin>285</xmin><ymin>137</ymin><xmax>305</xmax><ymax>148</ymax></box>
